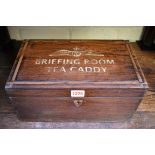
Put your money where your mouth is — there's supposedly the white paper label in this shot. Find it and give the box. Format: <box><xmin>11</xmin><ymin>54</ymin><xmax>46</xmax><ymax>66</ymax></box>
<box><xmin>71</xmin><ymin>90</ymin><xmax>85</xmax><ymax>98</ymax></box>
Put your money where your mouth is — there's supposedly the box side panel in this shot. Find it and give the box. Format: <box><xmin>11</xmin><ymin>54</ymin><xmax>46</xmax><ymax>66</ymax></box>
<box><xmin>127</xmin><ymin>43</ymin><xmax>148</xmax><ymax>87</ymax></box>
<box><xmin>6</xmin><ymin>41</ymin><xmax>28</xmax><ymax>83</ymax></box>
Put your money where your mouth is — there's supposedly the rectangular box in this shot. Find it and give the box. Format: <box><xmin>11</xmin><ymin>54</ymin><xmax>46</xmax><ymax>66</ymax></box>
<box><xmin>5</xmin><ymin>40</ymin><xmax>148</xmax><ymax>122</ymax></box>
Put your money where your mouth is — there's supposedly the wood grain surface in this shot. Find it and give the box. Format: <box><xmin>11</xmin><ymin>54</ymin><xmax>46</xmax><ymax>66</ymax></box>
<box><xmin>8</xmin><ymin>40</ymin><xmax>147</xmax><ymax>85</ymax></box>
<box><xmin>0</xmin><ymin>42</ymin><xmax>155</xmax><ymax>128</ymax></box>
<box><xmin>5</xmin><ymin>40</ymin><xmax>148</xmax><ymax>122</ymax></box>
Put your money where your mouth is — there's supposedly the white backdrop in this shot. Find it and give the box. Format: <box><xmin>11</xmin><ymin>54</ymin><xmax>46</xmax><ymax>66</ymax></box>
<box><xmin>8</xmin><ymin>26</ymin><xmax>143</xmax><ymax>42</ymax></box>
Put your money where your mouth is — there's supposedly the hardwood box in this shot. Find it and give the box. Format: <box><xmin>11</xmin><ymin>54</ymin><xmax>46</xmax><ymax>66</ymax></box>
<box><xmin>5</xmin><ymin>40</ymin><xmax>148</xmax><ymax>122</ymax></box>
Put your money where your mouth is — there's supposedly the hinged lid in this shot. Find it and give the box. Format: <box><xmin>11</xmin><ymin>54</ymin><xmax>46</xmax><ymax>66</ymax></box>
<box><xmin>6</xmin><ymin>40</ymin><xmax>148</xmax><ymax>89</ymax></box>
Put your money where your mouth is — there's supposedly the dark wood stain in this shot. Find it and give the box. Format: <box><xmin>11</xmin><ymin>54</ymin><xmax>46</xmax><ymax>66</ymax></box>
<box><xmin>1</xmin><ymin>41</ymin><xmax>155</xmax><ymax>128</ymax></box>
<box><xmin>4</xmin><ymin>40</ymin><xmax>148</xmax><ymax>122</ymax></box>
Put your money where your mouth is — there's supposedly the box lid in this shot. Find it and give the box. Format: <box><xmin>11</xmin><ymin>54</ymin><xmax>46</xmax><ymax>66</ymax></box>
<box><xmin>6</xmin><ymin>40</ymin><xmax>148</xmax><ymax>89</ymax></box>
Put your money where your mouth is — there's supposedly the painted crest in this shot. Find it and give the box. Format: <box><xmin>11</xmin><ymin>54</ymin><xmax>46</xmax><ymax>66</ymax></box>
<box><xmin>49</xmin><ymin>46</ymin><xmax>104</xmax><ymax>57</ymax></box>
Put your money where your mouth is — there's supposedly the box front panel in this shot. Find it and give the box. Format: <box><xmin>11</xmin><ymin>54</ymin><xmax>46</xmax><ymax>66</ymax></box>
<box><xmin>10</xmin><ymin>97</ymin><xmax>142</xmax><ymax>121</ymax></box>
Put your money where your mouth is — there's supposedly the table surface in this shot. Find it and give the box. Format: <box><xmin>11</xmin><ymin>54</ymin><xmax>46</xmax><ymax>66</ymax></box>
<box><xmin>0</xmin><ymin>42</ymin><xmax>155</xmax><ymax>129</ymax></box>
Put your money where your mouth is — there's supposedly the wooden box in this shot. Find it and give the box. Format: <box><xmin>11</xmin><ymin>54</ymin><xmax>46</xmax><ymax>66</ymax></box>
<box><xmin>5</xmin><ymin>40</ymin><xmax>148</xmax><ymax>122</ymax></box>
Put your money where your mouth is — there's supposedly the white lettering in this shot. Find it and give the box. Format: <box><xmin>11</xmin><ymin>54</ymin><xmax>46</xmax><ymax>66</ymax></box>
<box><xmin>91</xmin><ymin>59</ymin><xmax>98</xmax><ymax>64</ymax></box>
<box><xmin>85</xmin><ymin>67</ymin><xmax>92</xmax><ymax>72</ymax></box>
<box><xmin>74</xmin><ymin>59</ymin><xmax>80</xmax><ymax>64</ymax></box>
<box><xmin>70</xmin><ymin>67</ymin><xmax>77</xmax><ymax>71</ymax></box>
<box><xmin>35</xmin><ymin>59</ymin><xmax>41</xmax><ymax>64</ymax></box>
<box><xmin>35</xmin><ymin>58</ymin><xmax>114</xmax><ymax>73</ymax></box>
<box><xmin>35</xmin><ymin>58</ymin><xmax>114</xmax><ymax>65</ymax></box>
<box><xmin>51</xmin><ymin>59</ymin><xmax>57</xmax><ymax>64</ymax></box>
<box><xmin>58</xmin><ymin>59</ymin><xmax>63</xmax><ymax>64</ymax></box>
<box><xmin>106</xmin><ymin>60</ymin><xmax>115</xmax><ymax>64</ymax></box>
<box><xmin>60</xmin><ymin>67</ymin><xmax>66</xmax><ymax>72</ymax></box>
<box><xmin>84</xmin><ymin>59</ymin><xmax>89</xmax><ymax>64</ymax></box>
<box><xmin>53</xmin><ymin>67</ymin><xmax>58</xmax><ymax>72</ymax></box>
<box><xmin>101</xmin><ymin>67</ymin><xmax>107</xmax><ymax>72</ymax></box>
<box><xmin>93</xmin><ymin>67</ymin><xmax>100</xmax><ymax>72</ymax></box>
<box><xmin>45</xmin><ymin>66</ymin><xmax>108</xmax><ymax>73</ymax></box>
<box><xmin>42</xmin><ymin>59</ymin><xmax>48</xmax><ymax>64</ymax></box>
<box><xmin>47</xmin><ymin>67</ymin><xmax>51</xmax><ymax>72</ymax></box>
<box><xmin>84</xmin><ymin>59</ymin><xmax>115</xmax><ymax>65</ymax></box>
<box><xmin>98</xmin><ymin>59</ymin><xmax>106</xmax><ymax>64</ymax></box>
<box><xmin>65</xmin><ymin>59</ymin><xmax>73</xmax><ymax>64</ymax></box>
<box><xmin>79</xmin><ymin>67</ymin><xmax>84</xmax><ymax>72</ymax></box>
